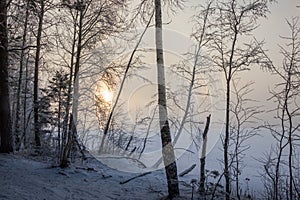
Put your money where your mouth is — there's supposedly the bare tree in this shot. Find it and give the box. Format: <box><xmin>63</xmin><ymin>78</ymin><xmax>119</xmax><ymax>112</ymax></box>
<box><xmin>261</xmin><ymin>17</ymin><xmax>300</xmax><ymax>200</ymax></box>
<box><xmin>204</xmin><ymin>0</ymin><xmax>272</xmax><ymax>199</ymax></box>
<box><xmin>229</xmin><ymin>79</ymin><xmax>262</xmax><ymax>199</ymax></box>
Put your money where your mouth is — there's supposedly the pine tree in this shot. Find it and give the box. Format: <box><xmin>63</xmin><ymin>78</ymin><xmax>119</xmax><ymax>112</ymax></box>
<box><xmin>40</xmin><ymin>70</ymin><xmax>70</xmax><ymax>157</ymax></box>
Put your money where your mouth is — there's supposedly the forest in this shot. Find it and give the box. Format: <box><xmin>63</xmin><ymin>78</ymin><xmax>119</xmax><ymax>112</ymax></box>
<box><xmin>0</xmin><ymin>0</ymin><xmax>300</xmax><ymax>199</ymax></box>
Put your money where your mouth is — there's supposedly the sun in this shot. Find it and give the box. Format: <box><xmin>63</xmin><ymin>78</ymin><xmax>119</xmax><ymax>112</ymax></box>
<box><xmin>101</xmin><ymin>89</ymin><xmax>113</xmax><ymax>102</ymax></box>
<box><xmin>95</xmin><ymin>81</ymin><xmax>114</xmax><ymax>103</ymax></box>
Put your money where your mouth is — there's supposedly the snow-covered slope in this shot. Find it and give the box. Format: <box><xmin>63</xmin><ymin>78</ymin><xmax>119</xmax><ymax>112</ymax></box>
<box><xmin>0</xmin><ymin>154</ymin><xmax>196</xmax><ymax>200</ymax></box>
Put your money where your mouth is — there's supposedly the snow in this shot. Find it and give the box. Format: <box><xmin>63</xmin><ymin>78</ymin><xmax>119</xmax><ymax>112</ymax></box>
<box><xmin>0</xmin><ymin>154</ymin><xmax>197</xmax><ymax>200</ymax></box>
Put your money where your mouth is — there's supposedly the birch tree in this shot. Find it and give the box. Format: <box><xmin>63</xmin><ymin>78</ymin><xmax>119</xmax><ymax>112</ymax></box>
<box><xmin>230</xmin><ymin>80</ymin><xmax>262</xmax><ymax>199</ymax></box>
<box><xmin>155</xmin><ymin>0</ymin><xmax>179</xmax><ymax>197</ymax></box>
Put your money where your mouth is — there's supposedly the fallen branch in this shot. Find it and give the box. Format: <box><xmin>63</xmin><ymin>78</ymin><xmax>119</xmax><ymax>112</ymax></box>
<box><xmin>58</xmin><ymin>171</ymin><xmax>70</xmax><ymax>178</ymax></box>
<box><xmin>179</xmin><ymin>164</ymin><xmax>196</xmax><ymax>177</ymax></box>
<box><xmin>75</xmin><ymin>166</ymin><xmax>97</xmax><ymax>172</ymax></box>
<box><xmin>120</xmin><ymin>171</ymin><xmax>152</xmax><ymax>185</ymax></box>
<box><xmin>99</xmin><ymin>156</ymin><xmax>147</xmax><ymax>169</ymax></box>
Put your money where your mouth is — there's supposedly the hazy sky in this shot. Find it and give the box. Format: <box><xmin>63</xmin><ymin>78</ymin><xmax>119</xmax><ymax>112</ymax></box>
<box><xmin>117</xmin><ymin>0</ymin><xmax>300</xmax><ymax>119</ymax></box>
<box><xmin>163</xmin><ymin>0</ymin><xmax>300</xmax><ymax>108</ymax></box>
<box><xmin>162</xmin><ymin>0</ymin><xmax>300</xmax><ymax>151</ymax></box>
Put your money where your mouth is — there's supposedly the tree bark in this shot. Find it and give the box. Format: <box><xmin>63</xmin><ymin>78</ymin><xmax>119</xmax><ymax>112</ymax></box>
<box><xmin>72</xmin><ymin>7</ymin><xmax>84</xmax><ymax>132</ymax></box>
<box><xmin>155</xmin><ymin>0</ymin><xmax>179</xmax><ymax>197</ymax></box>
<box><xmin>0</xmin><ymin>0</ymin><xmax>13</xmax><ymax>153</ymax></box>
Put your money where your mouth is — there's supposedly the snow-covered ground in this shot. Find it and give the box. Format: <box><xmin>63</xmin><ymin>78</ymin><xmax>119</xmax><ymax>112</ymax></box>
<box><xmin>0</xmin><ymin>153</ymin><xmax>198</xmax><ymax>200</ymax></box>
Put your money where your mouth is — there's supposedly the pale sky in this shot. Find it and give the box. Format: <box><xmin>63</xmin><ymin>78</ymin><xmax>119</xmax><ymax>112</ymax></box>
<box><xmin>163</xmin><ymin>0</ymin><xmax>300</xmax><ymax>111</ymax></box>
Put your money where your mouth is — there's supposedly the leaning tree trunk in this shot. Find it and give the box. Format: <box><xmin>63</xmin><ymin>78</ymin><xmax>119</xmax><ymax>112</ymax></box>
<box><xmin>0</xmin><ymin>0</ymin><xmax>13</xmax><ymax>153</ymax></box>
<box><xmin>155</xmin><ymin>0</ymin><xmax>179</xmax><ymax>197</ymax></box>
<box><xmin>98</xmin><ymin>12</ymin><xmax>153</xmax><ymax>153</ymax></box>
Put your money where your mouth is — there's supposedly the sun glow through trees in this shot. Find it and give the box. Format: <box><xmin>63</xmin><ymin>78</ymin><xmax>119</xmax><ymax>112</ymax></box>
<box><xmin>101</xmin><ymin>89</ymin><xmax>113</xmax><ymax>103</ymax></box>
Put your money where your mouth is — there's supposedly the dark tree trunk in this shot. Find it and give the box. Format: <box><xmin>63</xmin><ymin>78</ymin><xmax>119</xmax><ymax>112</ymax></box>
<box><xmin>155</xmin><ymin>0</ymin><xmax>179</xmax><ymax>197</ymax></box>
<box><xmin>58</xmin><ymin>86</ymin><xmax>62</xmax><ymax>159</ymax></box>
<box><xmin>33</xmin><ymin>0</ymin><xmax>45</xmax><ymax>147</ymax></box>
<box><xmin>22</xmin><ymin>54</ymin><xmax>30</xmax><ymax>148</ymax></box>
<box><xmin>224</xmin><ymin>22</ymin><xmax>238</xmax><ymax>200</ymax></box>
<box><xmin>0</xmin><ymin>0</ymin><xmax>13</xmax><ymax>153</ymax></box>
<box><xmin>199</xmin><ymin>114</ymin><xmax>211</xmax><ymax>194</ymax></box>
<box><xmin>224</xmin><ymin>78</ymin><xmax>231</xmax><ymax>200</ymax></box>
<box><xmin>14</xmin><ymin>0</ymin><xmax>30</xmax><ymax>151</ymax></box>
<box><xmin>60</xmin><ymin>114</ymin><xmax>74</xmax><ymax>168</ymax></box>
